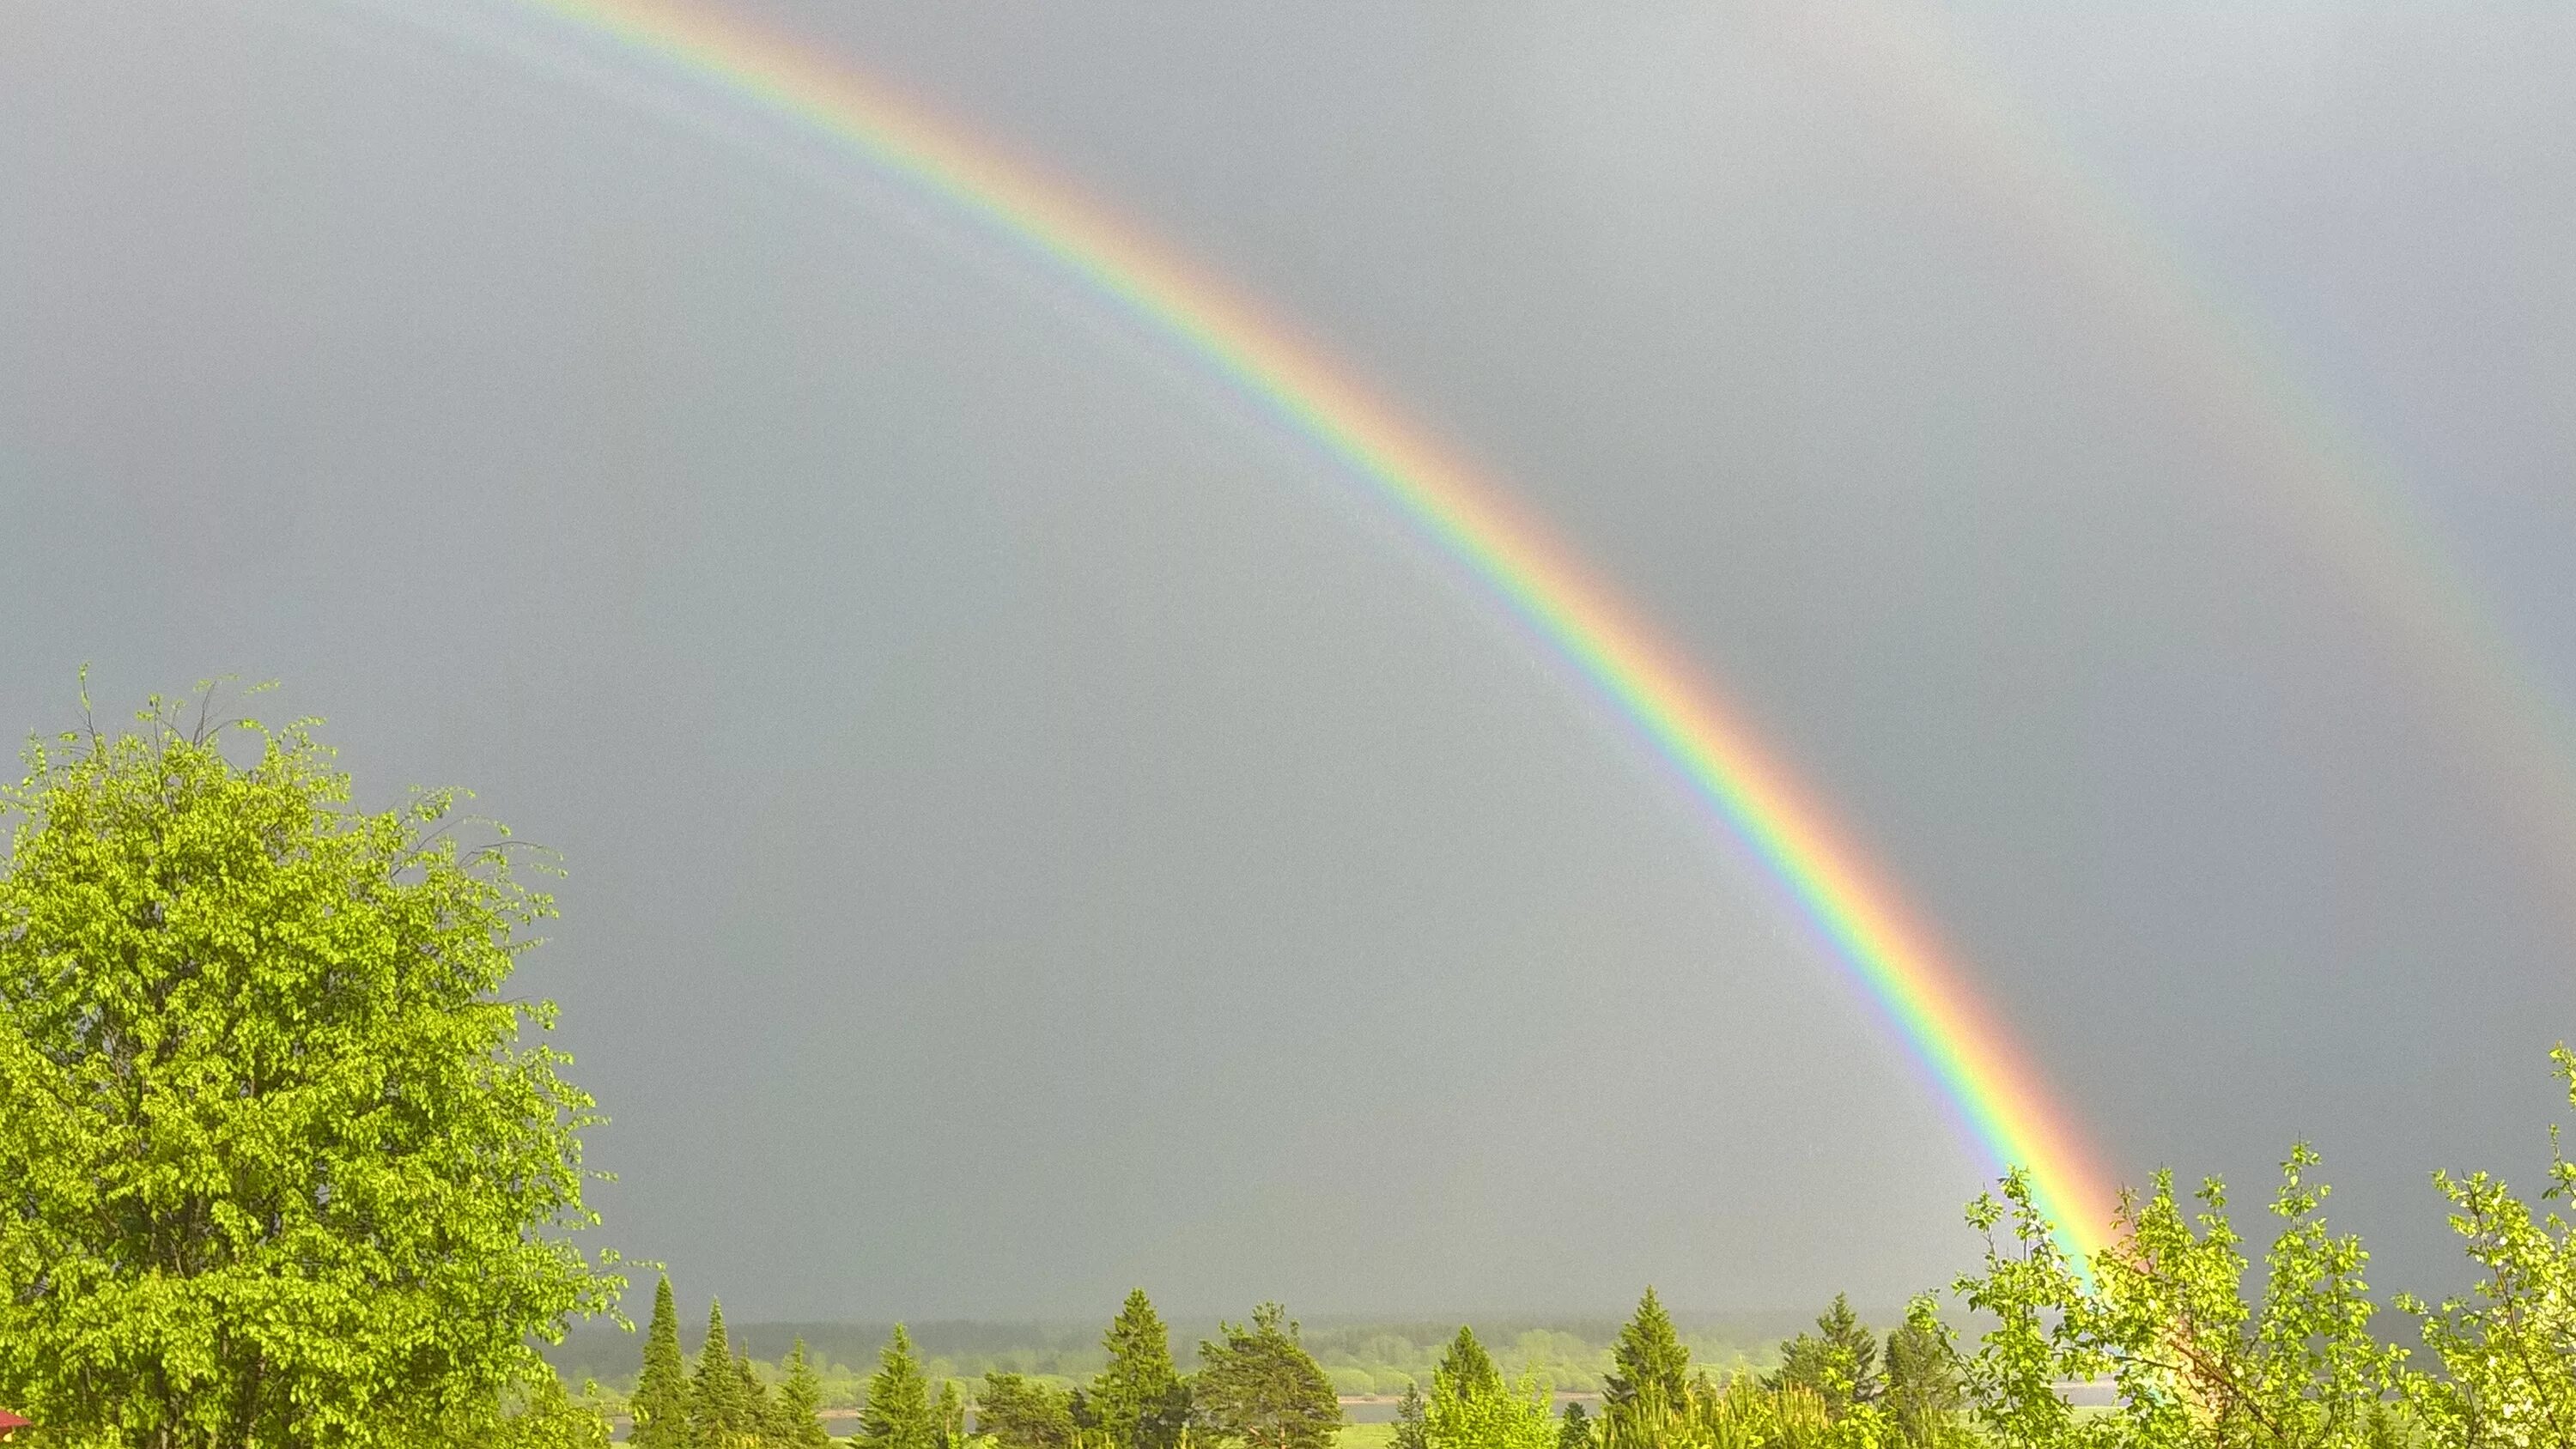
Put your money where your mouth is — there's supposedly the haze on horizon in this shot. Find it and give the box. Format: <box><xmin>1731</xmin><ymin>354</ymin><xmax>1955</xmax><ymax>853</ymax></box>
<box><xmin>2</xmin><ymin>0</ymin><xmax>2571</xmax><ymax>1324</ymax></box>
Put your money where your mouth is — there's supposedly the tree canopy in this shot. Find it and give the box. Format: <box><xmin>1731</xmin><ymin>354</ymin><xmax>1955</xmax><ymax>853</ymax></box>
<box><xmin>633</xmin><ymin>1276</ymin><xmax>694</xmax><ymax>1449</ymax></box>
<box><xmin>0</xmin><ymin>694</ymin><xmax>619</xmax><ymax>1446</ymax></box>
<box><xmin>1606</xmin><ymin>1288</ymin><xmax>1692</xmax><ymax>1421</ymax></box>
<box><xmin>773</xmin><ymin>1339</ymin><xmax>832</xmax><ymax>1449</ymax></box>
<box><xmin>1425</xmin><ymin>1325</ymin><xmax>1554</xmax><ymax>1449</ymax></box>
<box><xmin>1768</xmin><ymin>1294</ymin><xmax>1881</xmax><ymax>1416</ymax></box>
<box><xmin>860</xmin><ymin>1324</ymin><xmax>939</xmax><ymax>1449</ymax></box>
<box><xmin>17</xmin><ymin>688</ymin><xmax>2576</xmax><ymax>1449</ymax></box>
<box><xmin>1881</xmin><ymin>1303</ymin><xmax>1966</xmax><ymax>1449</ymax></box>
<box><xmin>1093</xmin><ymin>1288</ymin><xmax>1193</xmax><ymax>1449</ymax></box>
<box><xmin>980</xmin><ymin>1371</ymin><xmax>1080</xmax><ymax>1449</ymax></box>
<box><xmin>1194</xmin><ymin>1303</ymin><xmax>1344</xmax><ymax>1449</ymax></box>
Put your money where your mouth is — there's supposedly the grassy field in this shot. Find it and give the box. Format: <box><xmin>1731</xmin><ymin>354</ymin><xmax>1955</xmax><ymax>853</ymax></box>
<box><xmin>1340</xmin><ymin>1423</ymin><xmax>1400</xmax><ymax>1449</ymax></box>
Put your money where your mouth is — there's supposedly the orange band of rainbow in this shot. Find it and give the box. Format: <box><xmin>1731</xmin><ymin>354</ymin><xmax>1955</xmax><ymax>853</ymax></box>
<box><xmin>499</xmin><ymin>0</ymin><xmax>2120</xmax><ymax>1255</ymax></box>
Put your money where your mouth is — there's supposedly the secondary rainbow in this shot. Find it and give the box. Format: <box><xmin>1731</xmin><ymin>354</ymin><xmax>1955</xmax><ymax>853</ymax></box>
<box><xmin>1774</xmin><ymin>1</ymin><xmax>2576</xmax><ymax>906</ymax></box>
<box><xmin>491</xmin><ymin>0</ymin><xmax>2122</xmax><ymax>1252</ymax></box>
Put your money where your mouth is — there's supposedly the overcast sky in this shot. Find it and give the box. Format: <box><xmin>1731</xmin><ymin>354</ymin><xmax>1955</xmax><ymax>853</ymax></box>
<box><xmin>3</xmin><ymin>0</ymin><xmax>2572</xmax><ymax>1323</ymax></box>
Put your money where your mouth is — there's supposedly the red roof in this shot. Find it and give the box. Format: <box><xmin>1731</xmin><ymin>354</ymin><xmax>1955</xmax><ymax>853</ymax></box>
<box><xmin>0</xmin><ymin>1410</ymin><xmax>27</xmax><ymax>1428</ymax></box>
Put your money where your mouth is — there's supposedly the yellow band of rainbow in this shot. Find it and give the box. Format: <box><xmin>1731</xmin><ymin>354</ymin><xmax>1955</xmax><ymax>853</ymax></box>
<box><xmin>501</xmin><ymin>0</ymin><xmax>2121</xmax><ymax>1256</ymax></box>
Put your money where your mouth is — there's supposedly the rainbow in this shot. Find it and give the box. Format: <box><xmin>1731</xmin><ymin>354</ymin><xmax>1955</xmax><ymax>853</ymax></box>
<box><xmin>457</xmin><ymin>0</ymin><xmax>2123</xmax><ymax>1252</ymax></box>
<box><xmin>1770</xmin><ymin>2</ymin><xmax>2576</xmax><ymax>910</ymax></box>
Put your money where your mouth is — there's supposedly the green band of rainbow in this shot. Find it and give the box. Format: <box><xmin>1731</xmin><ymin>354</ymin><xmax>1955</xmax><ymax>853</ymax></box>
<box><xmin>498</xmin><ymin>0</ymin><xmax>2121</xmax><ymax>1255</ymax></box>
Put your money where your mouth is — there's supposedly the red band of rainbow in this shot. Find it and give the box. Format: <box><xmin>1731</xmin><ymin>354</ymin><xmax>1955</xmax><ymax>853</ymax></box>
<box><xmin>498</xmin><ymin>0</ymin><xmax>2123</xmax><ymax>1256</ymax></box>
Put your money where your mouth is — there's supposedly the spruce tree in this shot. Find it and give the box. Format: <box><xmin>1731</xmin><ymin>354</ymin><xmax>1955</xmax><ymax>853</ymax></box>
<box><xmin>632</xmin><ymin>1275</ymin><xmax>695</xmax><ymax>1449</ymax></box>
<box><xmin>935</xmin><ymin>1379</ymin><xmax>968</xmax><ymax>1449</ymax></box>
<box><xmin>1605</xmin><ymin>1288</ymin><xmax>1691</xmax><ymax>1416</ymax></box>
<box><xmin>1844</xmin><ymin>1297</ymin><xmax>1886</xmax><ymax>1410</ymax></box>
<box><xmin>775</xmin><ymin>1337</ymin><xmax>832</xmax><ymax>1448</ymax></box>
<box><xmin>1424</xmin><ymin>1325</ymin><xmax>1550</xmax><ymax>1449</ymax></box>
<box><xmin>979</xmin><ymin>1371</ymin><xmax>1080</xmax><ymax>1449</ymax></box>
<box><xmin>1768</xmin><ymin>1294</ymin><xmax>1881</xmax><ymax>1416</ymax></box>
<box><xmin>1389</xmin><ymin>1381</ymin><xmax>1428</xmax><ymax>1449</ymax></box>
<box><xmin>694</xmin><ymin>1299</ymin><xmax>746</xmax><ymax>1446</ymax></box>
<box><xmin>1881</xmin><ymin>1304</ymin><xmax>1964</xmax><ymax>1449</ymax></box>
<box><xmin>859</xmin><ymin>1324</ymin><xmax>938</xmax><ymax>1449</ymax></box>
<box><xmin>1819</xmin><ymin>1294</ymin><xmax>1881</xmax><ymax>1408</ymax></box>
<box><xmin>1555</xmin><ymin>1401</ymin><xmax>1592</xmax><ymax>1449</ymax></box>
<box><xmin>738</xmin><ymin>1354</ymin><xmax>775</xmax><ymax>1444</ymax></box>
<box><xmin>1432</xmin><ymin>1328</ymin><xmax>1502</xmax><ymax>1402</ymax></box>
<box><xmin>1091</xmin><ymin>1289</ymin><xmax>1189</xmax><ymax>1449</ymax></box>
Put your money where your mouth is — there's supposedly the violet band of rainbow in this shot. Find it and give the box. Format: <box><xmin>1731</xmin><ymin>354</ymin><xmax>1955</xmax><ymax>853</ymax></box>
<box><xmin>511</xmin><ymin>0</ymin><xmax>2123</xmax><ymax>1256</ymax></box>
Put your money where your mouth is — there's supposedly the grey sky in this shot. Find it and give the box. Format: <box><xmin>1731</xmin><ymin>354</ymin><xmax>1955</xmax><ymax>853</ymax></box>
<box><xmin>1</xmin><ymin>1</ymin><xmax>2570</xmax><ymax>1322</ymax></box>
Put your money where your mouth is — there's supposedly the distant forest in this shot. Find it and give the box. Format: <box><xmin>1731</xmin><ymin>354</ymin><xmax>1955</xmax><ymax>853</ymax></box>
<box><xmin>547</xmin><ymin>1313</ymin><xmax>1801</xmax><ymax>1407</ymax></box>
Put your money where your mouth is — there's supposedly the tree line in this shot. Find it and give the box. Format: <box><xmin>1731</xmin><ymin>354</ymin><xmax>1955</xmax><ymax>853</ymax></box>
<box><xmin>551</xmin><ymin>1318</ymin><xmax>1774</xmax><ymax>1405</ymax></box>
<box><xmin>616</xmin><ymin>1278</ymin><xmax>1976</xmax><ymax>1449</ymax></box>
<box><xmin>9</xmin><ymin>695</ymin><xmax>2576</xmax><ymax>1448</ymax></box>
<box><xmin>627</xmin><ymin>1287</ymin><xmax>1346</xmax><ymax>1449</ymax></box>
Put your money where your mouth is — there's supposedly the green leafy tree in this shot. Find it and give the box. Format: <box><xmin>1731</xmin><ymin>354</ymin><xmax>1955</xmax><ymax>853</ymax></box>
<box><xmin>1953</xmin><ymin>1151</ymin><xmax>2404</xmax><ymax>1449</ymax></box>
<box><xmin>981</xmin><ymin>1372</ymin><xmax>1081</xmax><ymax>1449</ymax></box>
<box><xmin>0</xmin><ymin>694</ymin><xmax>621</xmax><ymax>1446</ymax></box>
<box><xmin>1949</xmin><ymin>1169</ymin><xmax>2089</xmax><ymax>1449</ymax></box>
<box><xmin>1770</xmin><ymin>1296</ymin><xmax>1881</xmax><ymax>1416</ymax></box>
<box><xmin>860</xmin><ymin>1325</ymin><xmax>939</xmax><ymax>1449</ymax></box>
<box><xmin>1095</xmin><ymin>1290</ymin><xmax>1192</xmax><ymax>1449</ymax></box>
<box><xmin>1427</xmin><ymin>1372</ymin><xmax>1557</xmax><ymax>1449</ymax></box>
<box><xmin>1880</xmin><ymin>1301</ymin><xmax>1966</xmax><ymax>1449</ymax></box>
<box><xmin>2397</xmin><ymin>1045</ymin><xmax>2576</xmax><ymax>1449</ymax></box>
<box><xmin>1194</xmin><ymin>1303</ymin><xmax>1344</xmax><ymax>1449</ymax></box>
<box><xmin>633</xmin><ymin>1275</ymin><xmax>696</xmax><ymax>1449</ymax></box>
<box><xmin>1606</xmin><ymin>1288</ymin><xmax>1693</xmax><ymax>1434</ymax></box>
<box><xmin>773</xmin><ymin>1338</ymin><xmax>832</xmax><ymax>1449</ymax></box>
<box><xmin>1694</xmin><ymin>1374</ymin><xmax>1838</xmax><ymax>1449</ymax></box>
<box><xmin>1595</xmin><ymin>1367</ymin><xmax>1862</xmax><ymax>1449</ymax></box>
<box><xmin>1628</xmin><ymin>1379</ymin><xmax>1834</xmax><ymax>1449</ymax></box>
<box><xmin>693</xmin><ymin>1300</ymin><xmax>750</xmax><ymax>1446</ymax></box>
<box><xmin>490</xmin><ymin>1368</ymin><xmax>616</xmax><ymax>1449</ymax></box>
<box><xmin>937</xmin><ymin>1379</ymin><xmax>969</xmax><ymax>1449</ymax></box>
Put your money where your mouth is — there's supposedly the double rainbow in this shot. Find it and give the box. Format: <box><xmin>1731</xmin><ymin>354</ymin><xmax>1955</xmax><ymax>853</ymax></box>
<box><xmin>492</xmin><ymin>0</ymin><xmax>2122</xmax><ymax>1252</ymax></box>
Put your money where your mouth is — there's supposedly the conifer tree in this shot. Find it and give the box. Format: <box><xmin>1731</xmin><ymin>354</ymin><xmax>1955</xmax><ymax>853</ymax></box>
<box><xmin>935</xmin><ymin>1379</ymin><xmax>968</xmax><ymax>1449</ymax></box>
<box><xmin>1389</xmin><ymin>1381</ymin><xmax>1428</xmax><ymax>1449</ymax></box>
<box><xmin>1819</xmin><ymin>1294</ymin><xmax>1880</xmax><ymax>1408</ymax></box>
<box><xmin>738</xmin><ymin>1354</ymin><xmax>775</xmax><ymax>1444</ymax></box>
<box><xmin>1092</xmin><ymin>1289</ymin><xmax>1190</xmax><ymax>1449</ymax></box>
<box><xmin>981</xmin><ymin>1371</ymin><xmax>1082</xmax><ymax>1449</ymax></box>
<box><xmin>1431</xmin><ymin>1328</ymin><xmax>1503</xmax><ymax>1402</ymax></box>
<box><xmin>859</xmin><ymin>1324</ymin><xmax>939</xmax><ymax>1449</ymax></box>
<box><xmin>1192</xmin><ymin>1303</ymin><xmax>1342</xmax><ymax>1449</ymax></box>
<box><xmin>1605</xmin><ymin>1288</ymin><xmax>1691</xmax><ymax>1416</ymax></box>
<box><xmin>1769</xmin><ymin>1294</ymin><xmax>1881</xmax><ymax>1416</ymax></box>
<box><xmin>1881</xmin><ymin>1301</ymin><xmax>1965</xmax><ymax>1449</ymax></box>
<box><xmin>775</xmin><ymin>1337</ymin><xmax>832</xmax><ymax>1448</ymax></box>
<box><xmin>1424</xmin><ymin>1325</ymin><xmax>1550</xmax><ymax>1449</ymax></box>
<box><xmin>1555</xmin><ymin>1401</ymin><xmax>1592</xmax><ymax>1449</ymax></box>
<box><xmin>632</xmin><ymin>1275</ymin><xmax>696</xmax><ymax>1449</ymax></box>
<box><xmin>694</xmin><ymin>1299</ymin><xmax>746</xmax><ymax>1446</ymax></box>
